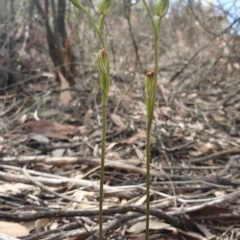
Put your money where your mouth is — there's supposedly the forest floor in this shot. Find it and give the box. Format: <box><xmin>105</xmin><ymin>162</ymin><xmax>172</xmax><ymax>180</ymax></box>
<box><xmin>0</xmin><ymin>69</ymin><xmax>240</xmax><ymax>240</ymax></box>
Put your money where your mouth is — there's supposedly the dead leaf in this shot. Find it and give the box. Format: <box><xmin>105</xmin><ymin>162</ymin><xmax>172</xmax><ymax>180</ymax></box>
<box><xmin>160</xmin><ymin>106</ymin><xmax>172</xmax><ymax>117</ymax></box>
<box><xmin>72</xmin><ymin>203</ymin><xmax>98</xmax><ymax>210</ymax></box>
<box><xmin>188</xmin><ymin>206</ymin><xmax>232</xmax><ymax>219</ymax></box>
<box><xmin>178</xmin><ymin>229</ymin><xmax>208</xmax><ymax>240</ymax></box>
<box><xmin>134</xmin><ymin>195</ymin><xmax>146</xmax><ymax>206</ymax></box>
<box><xmin>0</xmin><ymin>183</ymin><xmax>34</xmax><ymax>194</ymax></box>
<box><xmin>0</xmin><ymin>221</ymin><xmax>29</xmax><ymax>237</ymax></box>
<box><xmin>0</xmin><ymin>233</ymin><xmax>21</xmax><ymax>240</ymax></box>
<box><xmin>197</xmin><ymin>142</ymin><xmax>214</xmax><ymax>154</ymax></box>
<box><xmin>127</xmin><ymin>220</ymin><xmax>175</xmax><ymax>234</ymax></box>
<box><xmin>134</xmin><ymin>147</ymin><xmax>144</xmax><ymax>161</ymax></box>
<box><xmin>121</xmin><ymin>129</ymin><xmax>145</xmax><ymax>144</ymax></box>
<box><xmin>19</xmin><ymin>120</ymin><xmax>78</xmax><ymax>140</ymax></box>
<box><xmin>106</xmin><ymin>142</ymin><xmax>118</xmax><ymax>152</ymax></box>
<box><xmin>58</xmin><ymin>70</ymin><xmax>72</xmax><ymax>107</ymax></box>
<box><xmin>187</xmin><ymin>93</ymin><xmax>198</xmax><ymax>99</ymax></box>
<box><xmin>52</xmin><ymin>148</ymin><xmax>66</xmax><ymax>157</ymax></box>
<box><xmin>106</xmin><ymin>151</ymin><xmax>121</xmax><ymax>160</ymax></box>
<box><xmin>121</xmin><ymin>198</ymin><xmax>128</xmax><ymax>205</ymax></box>
<box><xmin>68</xmin><ymin>233</ymin><xmax>90</xmax><ymax>240</ymax></box>
<box><xmin>49</xmin><ymin>222</ymin><xmax>58</xmax><ymax>230</ymax></box>
<box><xmin>35</xmin><ymin>218</ymin><xmax>55</xmax><ymax>233</ymax></box>
<box><xmin>21</xmin><ymin>221</ymin><xmax>35</xmax><ymax>232</ymax></box>
<box><xmin>214</xmin><ymin>190</ymin><xmax>226</xmax><ymax>197</ymax></box>
<box><xmin>195</xmin><ymin>222</ymin><xmax>215</xmax><ymax>239</ymax></box>
<box><xmin>84</xmin><ymin>109</ymin><xmax>93</xmax><ymax>125</ymax></box>
<box><xmin>28</xmin><ymin>133</ymin><xmax>50</xmax><ymax>144</ymax></box>
<box><xmin>189</xmin><ymin>150</ymin><xmax>202</xmax><ymax>157</ymax></box>
<box><xmin>110</xmin><ymin>114</ymin><xmax>126</xmax><ymax>129</ymax></box>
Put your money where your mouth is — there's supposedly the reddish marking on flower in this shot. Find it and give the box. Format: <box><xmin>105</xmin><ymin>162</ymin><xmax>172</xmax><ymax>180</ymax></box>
<box><xmin>146</xmin><ymin>70</ymin><xmax>154</xmax><ymax>78</ymax></box>
<box><xmin>102</xmin><ymin>49</ymin><xmax>108</xmax><ymax>57</ymax></box>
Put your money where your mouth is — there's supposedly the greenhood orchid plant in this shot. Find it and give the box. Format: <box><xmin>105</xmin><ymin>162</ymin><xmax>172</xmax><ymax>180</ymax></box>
<box><xmin>142</xmin><ymin>0</ymin><xmax>169</xmax><ymax>239</ymax></box>
<box><xmin>68</xmin><ymin>0</ymin><xmax>113</xmax><ymax>239</ymax></box>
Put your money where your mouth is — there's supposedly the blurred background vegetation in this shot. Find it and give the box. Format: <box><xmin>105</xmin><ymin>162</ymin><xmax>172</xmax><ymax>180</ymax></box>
<box><xmin>0</xmin><ymin>0</ymin><xmax>239</xmax><ymax>130</ymax></box>
<box><xmin>0</xmin><ymin>0</ymin><xmax>239</xmax><ymax>86</ymax></box>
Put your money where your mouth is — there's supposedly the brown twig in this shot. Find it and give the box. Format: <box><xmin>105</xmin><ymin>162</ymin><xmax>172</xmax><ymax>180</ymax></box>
<box><xmin>0</xmin><ymin>205</ymin><xmax>183</xmax><ymax>227</ymax></box>
<box><xmin>190</xmin><ymin>148</ymin><xmax>240</xmax><ymax>163</ymax></box>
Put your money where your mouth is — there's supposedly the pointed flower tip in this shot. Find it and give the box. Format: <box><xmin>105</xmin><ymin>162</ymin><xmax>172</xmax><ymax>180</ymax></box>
<box><xmin>155</xmin><ymin>0</ymin><xmax>169</xmax><ymax>18</ymax></box>
<box><xmin>99</xmin><ymin>0</ymin><xmax>113</xmax><ymax>15</ymax></box>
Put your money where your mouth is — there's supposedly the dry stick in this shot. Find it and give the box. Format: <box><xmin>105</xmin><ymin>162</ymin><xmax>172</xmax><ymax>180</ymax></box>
<box><xmin>169</xmin><ymin>188</ymin><xmax>240</xmax><ymax>216</ymax></box>
<box><xmin>190</xmin><ymin>148</ymin><xmax>240</xmax><ymax>163</ymax></box>
<box><xmin>21</xmin><ymin>167</ymin><xmax>94</xmax><ymax>204</ymax></box>
<box><xmin>2</xmin><ymin>147</ymin><xmax>240</xmax><ymax>168</ymax></box>
<box><xmin>2</xmin><ymin>189</ymin><xmax>239</xmax><ymax>226</ymax></box>
<box><xmin>0</xmin><ymin>205</ymin><xmax>182</xmax><ymax>227</ymax></box>
<box><xmin>0</xmin><ymin>162</ymin><xmax>238</xmax><ymax>189</ymax></box>
<box><xmin>151</xmin><ymin>163</ymin><xmax>177</xmax><ymax>208</ymax></box>
<box><xmin>43</xmin><ymin>213</ymin><xmax>140</xmax><ymax>240</ymax></box>
<box><xmin>85</xmin><ymin>213</ymin><xmax>140</xmax><ymax>240</ymax></box>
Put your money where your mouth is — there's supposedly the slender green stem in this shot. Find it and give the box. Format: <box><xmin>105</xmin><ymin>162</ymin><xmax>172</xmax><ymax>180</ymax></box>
<box><xmin>98</xmin><ymin>15</ymin><xmax>106</xmax><ymax>49</ymax></box>
<box><xmin>99</xmin><ymin>103</ymin><xmax>107</xmax><ymax>240</ymax></box>
<box><xmin>145</xmin><ymin>121</ymin><xmax>151</xmax><ymax>240</ymax></box>
<box><xmin>141</xmin><ymin>0</ymin><xmax>158</xmax><ymax>37</ymax></box>
<box><xmin>153</xmin><ymin>22</ymin><xmax>161</xmax><ymax>111</ymax></box>
<box><xmin>145</xmin><ymin>26</ymin><xmax>160</xmax><ymax>240</ymax></box>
